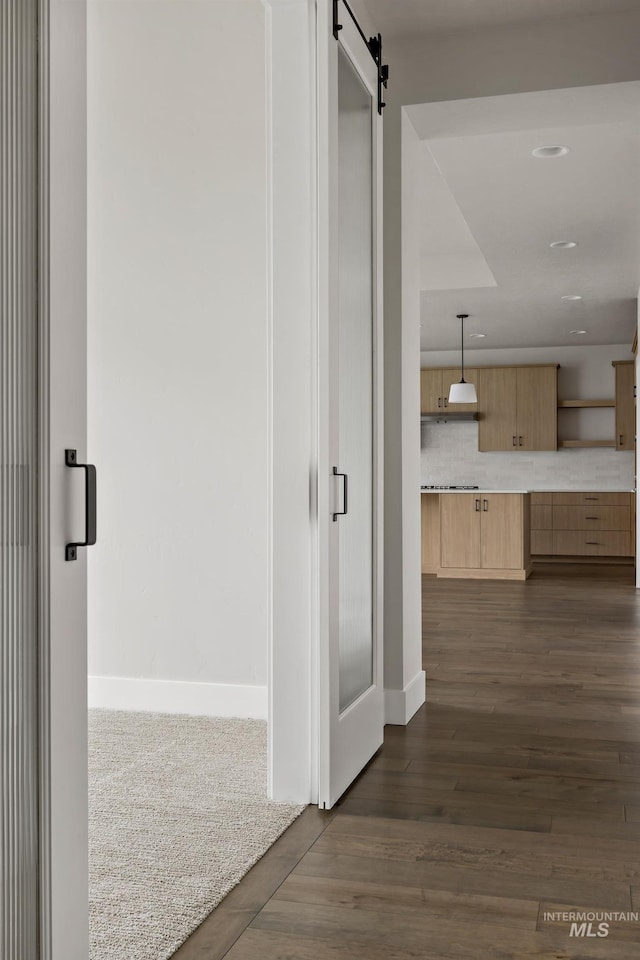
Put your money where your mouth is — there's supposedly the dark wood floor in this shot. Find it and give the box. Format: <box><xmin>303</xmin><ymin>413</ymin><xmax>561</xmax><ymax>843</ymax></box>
<box><xmin>176</xmin><ymin>562</ymin><xmax>640</xmax><ymax>959</ymax></box>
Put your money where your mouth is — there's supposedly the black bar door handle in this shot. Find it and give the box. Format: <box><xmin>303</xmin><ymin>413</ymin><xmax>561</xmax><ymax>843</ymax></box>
<box><xmin>65</xmin><ymin>449</ymin><xmax>97</xmax><ymax>561</ymax></box>
<box><xmin>332</xmin><ymin>466</ymin><xmax>348</xmax><ymax>522</ymax></box>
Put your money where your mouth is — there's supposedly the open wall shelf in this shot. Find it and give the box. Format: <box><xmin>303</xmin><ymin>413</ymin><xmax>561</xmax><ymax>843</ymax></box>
<box><xmin>558</xmin><ymin>439</ymin><xmax>616</xmax><ymax>449</ymax></box>
<box><xmin>557</xmin><ymin>399</ymin><xmax>615</xmax><ymax>408</ymax></box>
<box><xmin>557</xmin><ymin>398</ymin><xmax>616</xmax><ymax>448</ymax></box>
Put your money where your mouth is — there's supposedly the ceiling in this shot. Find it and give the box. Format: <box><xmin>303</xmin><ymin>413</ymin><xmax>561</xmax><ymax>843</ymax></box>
<box><xmin>361</xmin><ymin>0</ymin><xmax>640</xmax><ymax>41</ymax></box>
<box><xmin>406</xmin><ymin>83</ymin><xmax>640</xmax><ymax>351</ymax></box>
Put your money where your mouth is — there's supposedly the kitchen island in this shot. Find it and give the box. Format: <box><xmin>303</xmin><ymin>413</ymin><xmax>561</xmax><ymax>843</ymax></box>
<box><xmin>421</xmin><ymin>490</ymin><xmax>531</xmax><ymax>581</ymax></box>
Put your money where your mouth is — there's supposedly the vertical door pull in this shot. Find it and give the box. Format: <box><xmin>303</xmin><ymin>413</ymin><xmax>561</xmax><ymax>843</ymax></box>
<box><xmin>512</xmin><ymin>436</ymin><xmax>517</xmax><ymax>446</ymax></box>
<box><xmin>437</xmin><ymin>397</ymin><xmax>442</xmax><ymax>408</ymax></box>
<box><xmin>619</xmin><ymin>435</ymin><xmax>624</xmax><ymax>445</ymax></box>
<box><xmin>483</xmin><ymin>499</ymin><xmax>488</xmax><ymax>512</ymax></box>
<box><xmin>475</xmin><ymin>499</ymin><xmax>480</xmax><ymax>512</ymax></box>
<box><xmin>332</xmin><ymin>466</ymin><xmax>348</xmax><ymax>522</ymax></box>
<box><xmin>519</xmin><ymin>436</ymin><xmax>523</xmax><ymax>446</ymax></box>
<box><xmin>65</xmin><ymin>449</ymin><xmax>97</xmax><ymax>560</ymax></box>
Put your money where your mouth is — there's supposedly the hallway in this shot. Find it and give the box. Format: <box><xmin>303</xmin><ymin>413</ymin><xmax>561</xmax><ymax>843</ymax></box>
<box><xmin>179</xmin><ymin>564</ymin><xmax>640</xmax><ymax>958</ymax></box>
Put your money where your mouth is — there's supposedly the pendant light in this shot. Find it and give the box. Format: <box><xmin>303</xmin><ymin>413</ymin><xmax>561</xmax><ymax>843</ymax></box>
<box><xmin>448</xmin><ymin>314</ymin><xmax>477</xmax><ymax>404</ymax></box>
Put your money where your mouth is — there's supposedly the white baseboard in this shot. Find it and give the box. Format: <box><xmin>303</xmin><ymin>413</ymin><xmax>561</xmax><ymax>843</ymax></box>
<box><xmin>384</xmin><ymin>670</ymin><xmax>426</xmax><ymax>726</ymax></box>
<box><xmin>88</xmin><ymin>675</ymin><xmax>268</xmax><ymax>720</ymax></box>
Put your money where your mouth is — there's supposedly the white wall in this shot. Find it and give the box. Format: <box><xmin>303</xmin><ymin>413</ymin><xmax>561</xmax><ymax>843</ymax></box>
<box><xmin>387</xmin><ymin>10</ymin><xmax>640</xmax><ymax>703</ymax></box>
<box><xmin>87</xmin><ymin>1</ymin><xmax>268</xmax><ymax>717</ymax></box>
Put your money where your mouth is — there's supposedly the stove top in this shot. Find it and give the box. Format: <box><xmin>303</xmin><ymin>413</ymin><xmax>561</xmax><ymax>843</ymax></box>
<box><xmin>422</xmin><ymin>484</ymin><xmax>479</xmax><ymax>490</ymax></box>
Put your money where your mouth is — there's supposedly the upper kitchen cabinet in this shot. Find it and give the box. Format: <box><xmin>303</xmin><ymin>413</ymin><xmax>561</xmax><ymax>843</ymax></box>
<box><xmin>516</xmin><ymin>365</ymin><xmax>558</xmax><ymax>451</ymax></box>
<box><xmin>613</xmin><ymin>360</ymin><xmax>635</xmax><ymax>451</ymax></box>
<box><xmin>477</xmin><ymin>367</ymin><xmax>517</xmax><ymax>451</ymax></box>
<box><xmin>420</xmin><ymin>367</ymin><xmax>479</xmax><ymax>414</ymax></box>
<box><xmin>478</xmin><ymin>365</ymin><xmax>558</xmax><ymax>452</ymax></box>
<box><xmin>420</xmin><ymin>369</ymin><xmax>446</xmax><ymax>414</ymax></box>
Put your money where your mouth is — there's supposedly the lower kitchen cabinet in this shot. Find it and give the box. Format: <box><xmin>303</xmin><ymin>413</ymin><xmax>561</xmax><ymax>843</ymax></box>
<box><xmin>530</xmin><ymin>491</ymin><xmax>634</xmax><ymax>558</ymax></box>
<box><xmin>440</xmin><ymin>494</ymin><xmax>482</xmax><ymax>569</ymax></box>
<box><xmin>421</xmin><ymin>493</ymin><xmax>440</xmax><ymax>574</ymax></box>
<box><xmin>439</xmin><ymin>493</ymin><xmax>531</xmax><ymax>581</ymax></box>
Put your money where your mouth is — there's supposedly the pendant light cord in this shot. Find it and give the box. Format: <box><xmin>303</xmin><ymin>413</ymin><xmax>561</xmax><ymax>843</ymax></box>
<box><xmin>458</xmin><ymin>313</ymin><xmax>468</xmax><ymax>384</ymax></box>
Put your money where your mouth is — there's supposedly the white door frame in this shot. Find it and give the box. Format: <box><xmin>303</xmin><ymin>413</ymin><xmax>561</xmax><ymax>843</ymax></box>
<box><xmin>263</xmin><ymin>0</ymin><xmax>319</xmax><ymax>803</ymax></box>
<box><xmin>39</xmin><ymin>1</ymin><xmax>89</xmax><ymax>957</ymax></box>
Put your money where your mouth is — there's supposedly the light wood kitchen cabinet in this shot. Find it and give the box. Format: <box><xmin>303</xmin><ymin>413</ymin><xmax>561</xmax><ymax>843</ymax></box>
<box><xmin>552</xmin><ymin>505</ymin><xmax>630</xmax><ymax>532</ymax></box>
<box><xmin>440</xmin><ymin>494</ymin><xmax>481</xmax><ymax>569</ymax></box>
<box><xmin>516</xmin><ymin>366</ymin><xmax>558</xmax><ymax>451</ymax></box>
<box><xmin>420</xmin><ymin>369</ymin><xmax>445</xmax><ymax>414</ymax></box>
<box><xmin>439</xmin><ymin>493</ymin><xmax>531</xmax><ymax>580</ymax></box>
<box><xmin>553</xmin><ymin>531</ymin><xmax>630</xmax><ymax>557</ymax></box>
<box><xmin>477</xmin><ymin>367</ymin><xmax>517</xmax><ymax>450</ymax></box>
<box><xmin>613</xmin><ymin>360</ymin><xmax>635</xmax><ymax>451</ymax></box>
<box><xmin>421</xmin><ymin>493</ymin><xmax>440</xmax><ymax>574</ymax></box>
<box><xmin>530</xmin><ymin>491</ymin><xmax>634</xmax><ymax>557</ymax></box>
<box><xmin>421</xmin><ymin>368</ymin><xmax>478</xmax><ymax>413</ymax></box>
<box><xmin>481</xmin><ymin>494</ymin><xmax>526</xmax><ymax>569</ymax></box>
<box><xmin>477</xmin><ymin>365</ymin><xmax>557</xmax><ymax>452</ymax></box>
<box><xmin>552</xmin><ymin>491</ymin><xmax>630</xmax><ymax>506</ymax></box>
<box><xmin>530</xmin><ymin>492</ymin><xmax>553</xmax><ymax>554</ymax></box>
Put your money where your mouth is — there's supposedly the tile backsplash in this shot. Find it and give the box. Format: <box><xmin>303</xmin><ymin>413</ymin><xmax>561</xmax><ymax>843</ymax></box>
<box><xmin>421</xmin><ymin>422</ymin><xmax>635</xmax><ymax>490</ymax></box>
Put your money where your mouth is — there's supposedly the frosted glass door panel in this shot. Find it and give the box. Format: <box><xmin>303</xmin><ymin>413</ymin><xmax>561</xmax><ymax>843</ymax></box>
<box><xmin>337</xmin><ymin>48</ymin><xmax>373</xmax><ymax>712</ymax></box>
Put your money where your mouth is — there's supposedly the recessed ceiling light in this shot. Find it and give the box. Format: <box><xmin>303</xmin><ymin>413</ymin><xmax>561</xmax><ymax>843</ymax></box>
<box><xmin>532</xmin><ymin>145</ymin><xmax>570</xmax><ymax>158</ymax></box>
<box><xmin>550</xmin><ymin>240</ymin><xmax>577</xmax><ymax>249</ymax></box>
<box><xmin>570</xmin><ymin>329</ymin><xmax>587</xmax><ymax>335</ymax></box>
<box><xmin>561</xmin><ymin>295</ymin><xmax>582</xmax><ymax>300</ymax></box>
<box><xmin>469</xmin><ymin>333</ymin><xmax>486</xmax><ymax>338</ymax></box>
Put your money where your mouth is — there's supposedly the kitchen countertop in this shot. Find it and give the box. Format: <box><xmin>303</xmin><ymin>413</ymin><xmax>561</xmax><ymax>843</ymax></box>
<box><xmin>421</xmin><ymin>488</ymin><xmax>529</xmax><ymax>494</ymax></box>
<box><xmin>524</xmin><ymin>488</ymin><xmax>635</xmax><ymax>493</ymax></box>
<box><xmin>421</xmin><ymin>487</ymin><xmax>635</xmax><ymax>493</ymax></box>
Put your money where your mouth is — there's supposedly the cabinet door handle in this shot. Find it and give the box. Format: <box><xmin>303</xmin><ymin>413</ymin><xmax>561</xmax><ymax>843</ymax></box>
<box><xmin>512</xmin><ymin>436</ymin><xmax>517</xmax><ymax>447</ymax></box>
<box><xmin>519</xmin><ymin>436</ymin><xmax>523</xmax><ymax>446</ymax></box>
<box><xmin>437</xmin><ymin>397</ymin><xmax>442</xmax><ymax>408</ymax></box>
<box><xmin>475</xmin><ymin>499</ymin><xmax>480</xmax><ymax>512</ymax></box>
<box><xmin>585</xmin><ymin>516</ymin><xmax>599</xmax><ymax>520</ymax></box>
<box><xmin>443</xmin><ymin>397</ymin><xmax>448</xmax><ymax>408</ymax></box>
<box><xmin>586</xmin><ymin>541</ymin><xmax>600</xmax><ymax>545</ymax></box>
<box><xmin>65</xmin><ymin>449</ymin><xmax>97</xmax><ymax>561</ymax></box>
<box><xmin>585</xmin><ymin>497</ymin><xmax>598</xmax><ymax>501</ymax></box>
<box><xmin>619</xmin><ymin>434</ymin><xmax>624</xmax><ymax>445</ymax></box>
<box><xmin>483</xmin><ymin>499</ymin><xmax>488</xmax><ymax>512</ymax></box>
<box><xmin>332</xmin><ymin>466</ymin><xmax>348</xmax><ymax>521</ymax></box>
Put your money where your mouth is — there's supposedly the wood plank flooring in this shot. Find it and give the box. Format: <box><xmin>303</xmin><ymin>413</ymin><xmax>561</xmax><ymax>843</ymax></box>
<box><xmin>178</xmin><ymin>562</ymin><xmax>640</xmax><ymax>959</ymax></box>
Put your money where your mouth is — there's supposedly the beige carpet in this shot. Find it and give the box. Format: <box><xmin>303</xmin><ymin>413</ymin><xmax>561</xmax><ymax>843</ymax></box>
<box><xmin>88</xmin><ymin>710</ymin><xmax>305</xmax><ymax>960</ymax></box>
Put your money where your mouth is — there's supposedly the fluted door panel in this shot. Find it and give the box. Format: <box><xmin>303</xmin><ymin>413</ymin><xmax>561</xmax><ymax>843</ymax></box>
<box><xmin>1</xmin><ymin>0</ymin><xmax>40</xmax><ymax>957</ymax></box>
